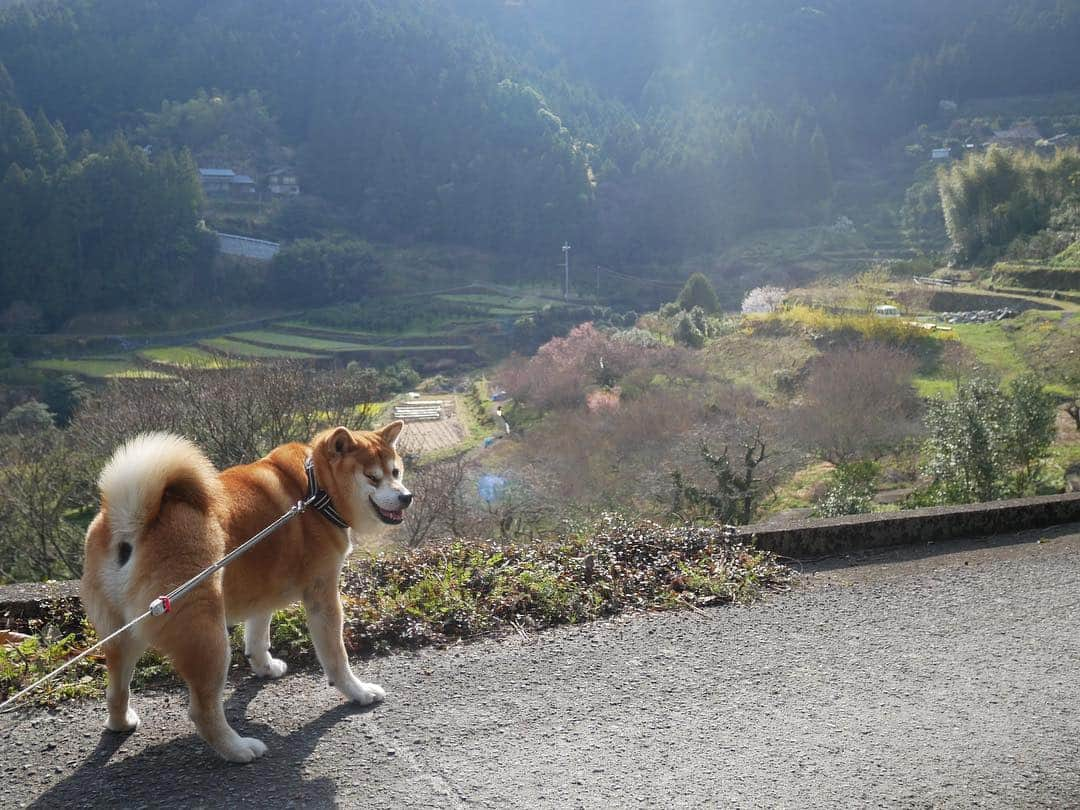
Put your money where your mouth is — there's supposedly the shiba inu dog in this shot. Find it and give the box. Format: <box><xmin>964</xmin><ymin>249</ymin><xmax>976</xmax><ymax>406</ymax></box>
<box><xmin>80</xmin><ymin>422</ymin><xmax>411</xmax><ymax>762</ymax></box>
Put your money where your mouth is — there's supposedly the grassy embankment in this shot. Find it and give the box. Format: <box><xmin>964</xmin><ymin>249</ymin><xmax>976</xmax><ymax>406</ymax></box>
<box><xmin>714</xmin><ymin>282</ymin><xmax>1080</xmax><ymax>512</ymax></box>
<box><xmin>0</xmin><ymin>518</ymin><xmax>791</xmax><ymax>708</ymax></box>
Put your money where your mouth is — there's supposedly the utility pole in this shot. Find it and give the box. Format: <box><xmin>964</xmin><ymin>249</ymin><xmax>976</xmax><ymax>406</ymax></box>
<box><xmin>562</xmin><ymin>242</ymin><xmax>571</xmax><ymax>300</ymax></box>
<box><xmin>595</xmin><ymin>264</ymin><xmax>600</xmax><ymax>300</ymax></box>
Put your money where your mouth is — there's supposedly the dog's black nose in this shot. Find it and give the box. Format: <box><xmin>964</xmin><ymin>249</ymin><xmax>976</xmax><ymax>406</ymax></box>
<box><xmin>398</xmin><ymin>492</ymin><xmax>413</xmax><ymax>507</ymax></box>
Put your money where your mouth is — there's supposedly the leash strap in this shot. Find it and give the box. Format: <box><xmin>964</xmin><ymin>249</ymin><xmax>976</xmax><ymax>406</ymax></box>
<box><xmin>304</xmin><ymin>457</ymin><xmax>350</xmax><ymax>530</ymax></box>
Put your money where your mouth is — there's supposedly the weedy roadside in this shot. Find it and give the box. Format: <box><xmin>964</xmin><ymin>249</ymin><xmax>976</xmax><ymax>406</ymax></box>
<box><xmin>2</xmin><ymin>514</ymin><xmax>792</xmax><ymax>708</ymax></box>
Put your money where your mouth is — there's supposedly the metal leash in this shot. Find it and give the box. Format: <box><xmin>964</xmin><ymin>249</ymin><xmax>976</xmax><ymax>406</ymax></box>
<box><xmin>0</xmin><ymin>498</ymin><xmax>313</xmax><ymax>714</ymax></box>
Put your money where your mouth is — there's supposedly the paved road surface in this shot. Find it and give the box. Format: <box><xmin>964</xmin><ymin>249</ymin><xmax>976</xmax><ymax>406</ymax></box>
<box><xmin>3</xmin><ymin>525</ymin><xmax>1080</xmax><ymax>809</ymax></box>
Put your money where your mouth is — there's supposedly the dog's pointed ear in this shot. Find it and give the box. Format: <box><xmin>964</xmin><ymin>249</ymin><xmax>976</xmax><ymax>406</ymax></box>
<box><xmin>326</xmin><ymin>426</ymin><xmax>355</xmax><ymax>457</ymax></box>
<box><xmin>377</xmin><ymin>420</ymin><xmax>404</xmax><ymax>449</ymax></box>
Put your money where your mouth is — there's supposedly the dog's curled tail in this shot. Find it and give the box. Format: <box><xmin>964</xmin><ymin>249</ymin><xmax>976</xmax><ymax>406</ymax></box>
<box><xmin>98</xmin><ymin>432</ymin><xmax>219</xmax><ymax>549</ymax></box>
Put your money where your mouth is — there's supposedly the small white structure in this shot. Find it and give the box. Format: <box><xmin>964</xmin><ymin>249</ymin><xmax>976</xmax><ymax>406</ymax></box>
<box><xmin>267</xmin><ymin>168</ymin><xmax>300</xmax><ymax>196</ymax></box>
<box><xmin>931</xmin><ymin>148</ymin><xmax>951</xmax><ymax>161</ymax></box>
<box><xmin>393</xmin><ymin>400</ymin><xmax>445</xmax><ymax>422</ymax></box>
<box><xmin>874</xmin><ymin>305</ymin><xmax>901</xmax><ymax>318</ymax></box>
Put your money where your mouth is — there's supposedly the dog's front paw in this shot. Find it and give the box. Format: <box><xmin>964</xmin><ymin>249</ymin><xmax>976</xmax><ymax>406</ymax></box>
<box><xmin>220</xmin><ymin>736</ymin><xmax>268</xmax><ymax>764</ymax></box>
<box><xmin>250</xmin><ymin>656</ymin><xmax>288</xmax><ymax>679</ymax></box>
<box><xmin>339</xmin><ymin>677</ymin><xmax>385</xmax><ymax>706</ymax></box>
<box><xmin>105</xmin><ymin>707</ymin><xmax>140</xmax><ymax>733</ymax></box>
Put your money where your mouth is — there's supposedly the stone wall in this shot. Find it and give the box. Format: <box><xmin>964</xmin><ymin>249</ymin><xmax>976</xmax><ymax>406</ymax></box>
<box><xmin>738</xmin><ymin>492</ymin><xmax>1080</xmax><ymax>558</ymax></box>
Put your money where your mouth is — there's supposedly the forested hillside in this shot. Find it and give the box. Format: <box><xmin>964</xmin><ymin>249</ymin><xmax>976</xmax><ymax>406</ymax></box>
<box><xmin>0</xmin><ymin>100</ymin><xmax>211</xmax><ymax>328</ymax></box>
<box><xmin>1</xmin><ymin>0</ymin><xmax>1080</xmax><ymax>325</ymax></box>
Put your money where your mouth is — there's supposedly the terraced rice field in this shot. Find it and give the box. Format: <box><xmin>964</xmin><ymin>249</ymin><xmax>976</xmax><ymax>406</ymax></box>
<box><xmin>25</xmin><ymin>289</ymin><xmax>560</xmax><ymax>381</ymax></box>
<box><xmin>435</xmin><ymin>293</ymin><xmax>539</xmax><ymax>312</ymax></box>
<box><xmin>200</xmin><ymin>337</ymin><xmax>323</xmax><ymax>359</ymax></box>
<box><xmin>227</xmin><ymin>330</ymin><xmax>372</xmax><ymax>352</ymax></box>
<box><xmin>274</xmin><ymin>322</ymin><xmax>379</xmax><ymax>340</ymax></box>
<box><xmin>139</xmin><ymin>346</ymin><xmax>235</xmax><ymax>368</ymax></box>
<box><xmin>30</xmin><ymin>358</ymin><xmax>171</xmax><ymax>379</ymax></box>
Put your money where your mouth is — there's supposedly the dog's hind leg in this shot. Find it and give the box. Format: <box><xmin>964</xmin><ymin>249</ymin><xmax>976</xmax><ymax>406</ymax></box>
<box><xmin>244</xmin><ymin>612</ymin><xmax>287</xmax><ymax>679</ymax></box>
<box><xmin>166</xmin><ymin>611</ymin><xmax>267</xmax><ymax>763</ymax></box>
<box><xmin>103</xmin><ymin>633</ymin><xmax>147</xmax><ymax>733</ymax></box>
<box><xmin>303</xmin><ymin>579</ymin><xmax>384</xmax><ymax>706</ymax></box>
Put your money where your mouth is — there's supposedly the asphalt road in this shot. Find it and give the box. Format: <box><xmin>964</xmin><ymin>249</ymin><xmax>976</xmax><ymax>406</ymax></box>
<box><xmin>3</xmin><ymin>524</ymin><xmax>1080</xmax><ymax>809</ymax></box>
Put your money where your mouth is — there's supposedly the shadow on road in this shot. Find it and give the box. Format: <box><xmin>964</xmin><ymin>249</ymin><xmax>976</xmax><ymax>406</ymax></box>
<box><xmin>28</xmin><ymin>676</ymin><xmax>377</xmax><ymax>809</ymax></box>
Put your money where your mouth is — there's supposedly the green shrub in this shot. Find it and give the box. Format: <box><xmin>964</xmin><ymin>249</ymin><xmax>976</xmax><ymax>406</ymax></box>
<box><xmin>0</xmin><ymin>400</ymin><xmax>54</xmax><ymax>434</ymax></box>
<box><xmin>676</xmin><ymin>273</ymin><xmax>719</xmax><ymax>314</ymax></box>
<box><xmin>673</xmin><ymin>312</ymin><xmax>705</xmax><ymax>348</ymax></box>
<box><xmin>914</xmin><ymin>375</ymin><xmax>1056</xmax><ymax>505</ymax></box>
<box><xmin>659</xmin><ymin>301</ymin><xmax>681</xmax><ymax>318</ymax></box>
<box><xmin>812</xmin><ymin>461</ymin><xmax>879</xmax><ymax>518</ymax></box>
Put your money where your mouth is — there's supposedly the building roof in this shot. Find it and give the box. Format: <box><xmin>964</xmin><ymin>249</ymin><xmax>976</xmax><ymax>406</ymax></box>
<box><xmin>991</xmin><ymin>124</ymin><xmax>1041</xmax><ymax>143</ymax></box>
<box><xmin>231</xmin><ymin>174</ymin><xmax>255</xmax><ymax>184</ymax></box>
<box><xmin>199</xmin><ymin>168</ymin><xmax>236</xmax><ymax>178</ymax></box>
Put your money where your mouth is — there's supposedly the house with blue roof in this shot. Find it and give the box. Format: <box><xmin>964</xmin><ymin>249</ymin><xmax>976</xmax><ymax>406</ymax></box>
<box><xmin>198</xmin><ymin>168</ymin><xmax>257</xmax><ymax>198</ymax></box>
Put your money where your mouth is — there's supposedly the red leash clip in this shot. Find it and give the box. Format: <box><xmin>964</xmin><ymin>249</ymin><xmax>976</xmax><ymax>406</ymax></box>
<box><xmin>149</xmin><ymin>595</ymin><xmax>172</xmax><ymax>616</ymax></box>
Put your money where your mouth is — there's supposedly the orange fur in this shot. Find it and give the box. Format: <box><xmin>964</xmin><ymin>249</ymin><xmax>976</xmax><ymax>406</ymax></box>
<box><xmin>80</xmin><ymin>422</ymin><xmax>409</xmax><ymax>763</ymax></box>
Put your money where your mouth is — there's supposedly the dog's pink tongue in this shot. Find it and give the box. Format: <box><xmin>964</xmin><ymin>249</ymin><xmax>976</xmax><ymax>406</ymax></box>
<box><xmin>381</xmin><ymin>507</ymin><xmax>403</xmax><ymax>520</ymax></box>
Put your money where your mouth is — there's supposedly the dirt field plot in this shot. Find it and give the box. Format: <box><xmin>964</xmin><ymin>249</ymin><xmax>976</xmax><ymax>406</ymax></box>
<box><xmin>397</xmin><ymin>416</ymin><xmax>468</xmax><ymax>458</ymax></box>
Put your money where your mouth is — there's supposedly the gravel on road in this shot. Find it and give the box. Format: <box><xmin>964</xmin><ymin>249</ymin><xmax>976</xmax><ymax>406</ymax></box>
<box><xmin>3</xmin><ymin>524</ymin><xmax>1080</xmax><ymax>809</ymax></box>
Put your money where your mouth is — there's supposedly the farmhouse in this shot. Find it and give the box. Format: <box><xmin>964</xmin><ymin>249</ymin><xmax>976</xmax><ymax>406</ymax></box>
<box><xmin>198</xmin><ymin>168</ymin><xmax>258</xmax><ymax>198</ymax></box>
<box><xmin>986</xmin><ymin>123</ymin><xmax>1042</xmax><ymax>148</ymax></box>
<box><xmin>931</xmin><ymin>147</ymin><xmax>951</xmax><ymax>161</ymax></box>
<box><xmin>267</xmin><ymin>167</ymin><xmax>300</xmax><ymax>196</ymax></box>
<box><xmin>230</xmin><ymin>174</ymin><xmax>256</xmax><ymax>196</ymax></box>
<box><xmin>198</xmin><ymin>167</ymin><xmax>235</xmax><ymax>195</ymax></box>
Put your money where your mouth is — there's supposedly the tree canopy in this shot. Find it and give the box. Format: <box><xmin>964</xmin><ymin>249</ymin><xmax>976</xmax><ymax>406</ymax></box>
<box><xmin>1</xmin><ymin>0</ymin><xmax>1079</xmax><ymax>321</ymax></box>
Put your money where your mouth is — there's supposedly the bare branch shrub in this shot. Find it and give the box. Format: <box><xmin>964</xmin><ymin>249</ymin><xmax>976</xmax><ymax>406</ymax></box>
<box><xmin>508</xmin><ymin>387</ymin><xmax>711</xmax><ymax>516</ymax></box>
<box><xmin>399</xmin><ymin>454</ymin><xmax>472</xmax><ymax>548</ymax></box>
<box><xmin>72</xmin><ymin>362</ymin><xmax>382</xmax><ymax>469</ymax></box>
<box><xmin>794</xmin><ymin>344</ymin><xmax>922</xmax><ymax>464</ymax></box>
<box><xmin>0</xmin><ymin>429</ymin><xmax>93</xmax><ymax>581</ymax></box>
<box><xmin>669</xmin><ymin>386</ymin><xmax>793</xmax><ymax>524</ymax></box>
<box><xmin>499</xmin><ymin>321</ymin><xmax>699</xmax><ymax>412</ymax></box>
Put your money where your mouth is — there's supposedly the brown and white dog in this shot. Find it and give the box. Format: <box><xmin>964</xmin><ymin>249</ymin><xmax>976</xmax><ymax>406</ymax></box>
<box><xmin>80</xmin><ymin>422</ymin><xmax>411</xmax><ymax>762</ymax></box>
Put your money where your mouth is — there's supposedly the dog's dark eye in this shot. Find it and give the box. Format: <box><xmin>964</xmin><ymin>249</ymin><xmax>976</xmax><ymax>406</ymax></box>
<box><xmin>366</xmin><ymin>474</ymin><xmax>379</xmax><ymax>484</ymax></box>
<box><xmin>392</xmin><ymin>468</ymin><xmax>400</xmax><ymax>478</ymax></box>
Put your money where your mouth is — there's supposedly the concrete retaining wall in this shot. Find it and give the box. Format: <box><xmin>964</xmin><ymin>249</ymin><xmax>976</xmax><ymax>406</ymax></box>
<box><xmin>738</xmin><ymin>492</ymin><xmax>1080</xmax><ymax>558</ymax></box>
<box><xmin>217</xmin><ymin>232</ymin><xmax>280</xmax><ymax>260</ymax></box>
<box><xmin>0</xmin><ymin>580</ymin><xmax>80</xmax><ymax>632</ymax></box>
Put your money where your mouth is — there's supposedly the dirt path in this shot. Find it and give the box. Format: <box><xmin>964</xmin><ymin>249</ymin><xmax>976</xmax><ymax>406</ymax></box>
<box><xmin>4</xmin><ymin>525</ymin><xmax>1080</xmax><ymax>808</ymax></box>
